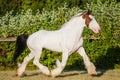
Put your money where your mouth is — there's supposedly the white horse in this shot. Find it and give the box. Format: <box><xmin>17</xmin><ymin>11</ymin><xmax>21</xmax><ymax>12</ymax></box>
<box><xmin>13</xmin><ymin>10</ymin><xmax>101</xmax><ymax>77</ymax></box>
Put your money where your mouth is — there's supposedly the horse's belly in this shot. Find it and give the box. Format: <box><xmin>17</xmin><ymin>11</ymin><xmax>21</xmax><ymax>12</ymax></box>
<box><xmin>43</xmin><ymin>36</ymin><xmax>62</xmax><ymax>52</ymax></box>
<box><xmin>43</xmin><ymin>42</ymin><xmax>62</xmax><ymax>52</ymax></box>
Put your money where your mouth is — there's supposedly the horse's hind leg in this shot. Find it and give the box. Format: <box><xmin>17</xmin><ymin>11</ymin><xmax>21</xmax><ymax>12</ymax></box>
<box><xmin>33</xmin><ymin>50</ymin><xmax>51</xmax><ymax>76</ymax></box>
<box><xmin>51</xmin><ymin>52</ymin><xmax>69</xmax><ymax>77</ymax></box>
<box><xmin>16</xmin><ymin>52</ymin><xmax>34</xmax><ymax>76</ymax></box>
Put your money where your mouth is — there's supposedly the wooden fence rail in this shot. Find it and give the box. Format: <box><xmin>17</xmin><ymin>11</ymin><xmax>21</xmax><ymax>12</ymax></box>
<box><xmin>0</xmin><ymin>37</ymin><xmax>16</xmax><ymax>42</ymax></box>
<box><xmin>0</xmin><ymin>36</ymin><xmax>99</xmax><ymax>42</ymax></box>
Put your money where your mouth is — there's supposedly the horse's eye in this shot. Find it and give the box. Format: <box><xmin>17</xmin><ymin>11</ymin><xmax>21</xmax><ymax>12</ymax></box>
<box><xmin>90</xmin><ymin>18</ymin><xmax>92</xmax><ymax>21</ymax></box>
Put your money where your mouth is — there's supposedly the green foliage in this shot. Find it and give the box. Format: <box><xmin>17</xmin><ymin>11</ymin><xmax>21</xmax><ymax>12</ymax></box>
<box><xmin>0</xmin><ymin>0</ymin><xmax>120</xmax><ymax>70</ymax></box>
<box><xmin>0</xmin><ymin>0</ymin><xmax>86</xmax><ymax>15</ymax></box>
<box><xmin>0</xmin><ymin>5</ymin><xmax>82</xmax><ymax>37</ymax></box>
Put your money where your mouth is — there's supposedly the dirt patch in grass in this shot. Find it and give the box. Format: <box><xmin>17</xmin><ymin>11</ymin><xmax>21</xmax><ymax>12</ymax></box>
<box><xmin>0</xmin><ymin>69</ymin><xmax>120</xmax><ymax>80</ymax></box>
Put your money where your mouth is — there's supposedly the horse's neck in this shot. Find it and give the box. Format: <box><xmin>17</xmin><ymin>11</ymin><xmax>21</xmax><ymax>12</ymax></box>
<box><xmin>60</xmin><ymin>17</ymin><xmax>85</xmax><ymax>38</ymax></box>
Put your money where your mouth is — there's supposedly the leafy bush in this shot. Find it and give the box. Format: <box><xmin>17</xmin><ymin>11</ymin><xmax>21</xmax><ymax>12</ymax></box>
<box><xmin>0</xmin><ymin>0</ymin><xmax>88</xmax><ymax>14</ymax></box>
<box><xmin>0</xmin><ymin>0</ymin><xmax>120</xmax><ymax>70</ymax></box>
<box><xmin>0</xmin><ymin>4</ymin><xmax>82</xmax><ymax>37</ymax></box>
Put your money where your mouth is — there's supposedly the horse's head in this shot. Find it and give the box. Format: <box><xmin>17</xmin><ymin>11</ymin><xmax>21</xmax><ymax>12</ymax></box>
<box><xmin>82</xmin><ymin>10</ymin><xmax>101</xmax><ymax>34</ymax></box>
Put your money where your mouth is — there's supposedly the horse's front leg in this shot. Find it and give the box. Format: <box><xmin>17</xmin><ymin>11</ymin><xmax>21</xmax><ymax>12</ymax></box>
<box><xmin>51</xmin><ymin>52</ymin><xmax>69</xmax><ymax>77</ymax></box>
<box><xmin>77</xmin><ymin>47</ymin><xmax>97</xmax><ymax>75</ymax></box>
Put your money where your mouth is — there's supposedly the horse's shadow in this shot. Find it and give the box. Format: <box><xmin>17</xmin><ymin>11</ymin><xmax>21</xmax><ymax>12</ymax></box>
<box><xmin>57</xmin><ymin>72</ymin><xmax>79</xmax><ymax>78</ymax></box>
<box><xmin>95</xmin><ymin>46</ymin><xmax>120</xmax><ymax>77</ymax></box>
<box><xmin>18</xmin><ymin>71</ymin><xmax>42</xmax><ymax>78</ymax></box>
<box><xmin>19</xmin><ymin>46</ymin><xmax>120</xmax><ymax>78</ymax></box>
<box><xmin>57</xmin><ymin>70</ymin><xmax>87</xmax><ymax>78</ymax></box>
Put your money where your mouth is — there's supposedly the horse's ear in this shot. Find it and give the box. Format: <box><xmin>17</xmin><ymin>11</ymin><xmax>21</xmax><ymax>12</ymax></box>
<box><xmin>87</xmin><ymin>10</ymin><xmax>92</xmax><ymax>15</ymax></box>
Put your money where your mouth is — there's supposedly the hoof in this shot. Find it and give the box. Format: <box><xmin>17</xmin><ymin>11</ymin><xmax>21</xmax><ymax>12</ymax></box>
<box><xmin>16</xmin><ymin>73</ymin><xmax>18</xmax><ymax>76</ymax></box>
<box><xmin>16</xmin><ymin>71</ymin><xmax>19</xmax><ymax>76</ymax></box>
<box><xmin>15</xmin><ymin>70</ymin><xmax>26</xmax><ymax>77</ymax></box>
<box><xmin>88</xmin><ymin>69</ymin><xmax>97</xmax><ymax>76</ymax></box>
<box><xmin>51</xmin><ymin>74</ymin><xmax>56</xmax><ymax>78</ymax></box>
<box><xmin>43</xmin><ymin>72</ymin><xmax>51</xmax><ymax>77</ymax></box>
<box><xmin>88</xmin><ymin>70</ymin><xmax>97</xmax><ymax>75</ymax></box>
<box><xmin>89</xmin><ymin>72</ymin><xmax>98</xmax><ymax>76</ymax></box>
<box><xmin>50</xmin><ymin>69</ymin><xmax>60</xmax><ymax>78</ymax></box>
<box><xmin>42</xmin><ymin>70</ymin><xmax>51</xmax><ymax>77</ymax></box>
<box><xmin>87</xmin><ymin>62</ymin><xmax>97</xmax><ymax>76</ymax></box>
<box><xmin>41</xmin><ymin>66</ymin><xmax>51</xmax><ymax>76</ymax></box>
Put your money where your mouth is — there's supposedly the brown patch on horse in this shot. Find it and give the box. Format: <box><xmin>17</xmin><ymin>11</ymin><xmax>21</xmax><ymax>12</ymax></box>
<box><xmin>82</xmin><ymin>12</ymin><xmax>92</xmax><ymax>27</ymax></box>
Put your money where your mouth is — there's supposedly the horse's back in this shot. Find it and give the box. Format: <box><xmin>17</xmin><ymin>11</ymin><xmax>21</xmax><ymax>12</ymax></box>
<box><xmin>27</xmin><ymin>30</ymin><xmax>49</xmax><ymax>49</ymax></box>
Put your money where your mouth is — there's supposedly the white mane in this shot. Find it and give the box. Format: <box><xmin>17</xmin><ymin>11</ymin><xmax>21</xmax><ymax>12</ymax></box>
<box><xmin>61</xmin><ymin>12</ymin><xmax>83</xmax><ymax>28</ymax></box>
